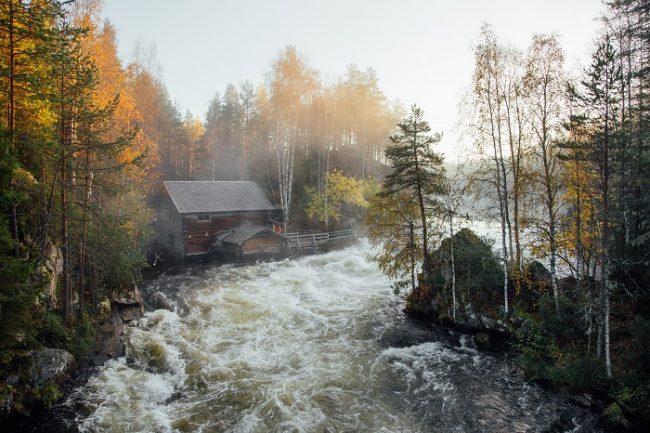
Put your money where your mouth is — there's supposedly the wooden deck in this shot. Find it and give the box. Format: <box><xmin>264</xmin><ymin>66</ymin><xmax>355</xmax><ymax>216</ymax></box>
<box><xmin>283</xmin><ymin>229</ymin><xmax>355</xmax><ymax>255</ymax></box>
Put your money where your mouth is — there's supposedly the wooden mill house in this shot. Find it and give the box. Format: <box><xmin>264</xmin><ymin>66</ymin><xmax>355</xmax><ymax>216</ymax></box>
<box><xmin>155</xmin><ymin>181</ymin><xmax>286</xmax><ymax>258</ymax></box>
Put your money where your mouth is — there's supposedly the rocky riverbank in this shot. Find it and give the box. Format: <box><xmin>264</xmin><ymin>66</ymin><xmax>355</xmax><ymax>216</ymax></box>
<box><xmin>405</xmin><ymin>290</ymin><xmax>637</xmax><ymax>432</ymax></box>
<box><xmin>1</xmin><ymin>282</ymin><xmax>146</xmax><ymax>430</ymax></box>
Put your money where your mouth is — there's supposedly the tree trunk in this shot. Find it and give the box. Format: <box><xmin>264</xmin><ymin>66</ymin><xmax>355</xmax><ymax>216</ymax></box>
<box><xmin>450</xmin><ymin>211</ymin><xmax>456</xmax><ymax>321</ymax></box>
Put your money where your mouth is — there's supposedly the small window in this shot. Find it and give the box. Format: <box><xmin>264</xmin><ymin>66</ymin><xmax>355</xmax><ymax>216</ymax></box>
<box><xmin>168</xmin><ymin>234</ymin><xmax>175</xmax><ymax>247</ymax></box>
<box><xmin>198</xmin><ymin>214</ymin><xmax>211</xmax><ymax>222</ymax></box>
<box><xmin>168</xmin><ymin>207</ymin><xmax>175</xmax><ymax>221</ymax></box>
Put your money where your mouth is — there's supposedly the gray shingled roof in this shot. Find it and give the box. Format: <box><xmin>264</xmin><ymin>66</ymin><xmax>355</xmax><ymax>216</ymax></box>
<box><xmin>164</xmin><ymin>181</ymin><xmax>277</xmax><ymax>214</ymax></box>
<box><xmin>219</xmin><ymin>222</ymin><xmax>283</xmax><ymax>246</ymax></box>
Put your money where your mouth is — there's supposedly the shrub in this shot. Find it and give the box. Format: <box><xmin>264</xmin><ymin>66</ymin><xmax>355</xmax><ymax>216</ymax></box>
<box><xmin>36</xmin><ymin>311</ymin><xmax>68</xmax><ymax>349</ymax></box>
<box><xmin>538</xmin><ymin>294</ymin><xmax>584</xmax><ymax>346</ymax></box>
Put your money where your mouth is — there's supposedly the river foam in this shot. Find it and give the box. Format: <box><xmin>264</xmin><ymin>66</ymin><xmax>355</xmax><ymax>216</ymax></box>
<box><xmin>73</xmin><ymin>240</ymin><xmax>598</xmax><ymax>433</ymax></box>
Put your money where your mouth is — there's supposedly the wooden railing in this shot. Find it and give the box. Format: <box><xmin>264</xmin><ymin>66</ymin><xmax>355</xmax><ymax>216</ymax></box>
<box><xmin>283</xmin><ymin>228</ymin><xmax>354</xmax><ymax>254</ymax></box>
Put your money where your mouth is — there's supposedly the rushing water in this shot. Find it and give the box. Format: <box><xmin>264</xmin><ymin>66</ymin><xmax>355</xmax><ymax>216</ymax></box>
<box><xmin>65</xmin><ymin>240</ymin><xmax>598</xmax><ymax>433</ymax></box>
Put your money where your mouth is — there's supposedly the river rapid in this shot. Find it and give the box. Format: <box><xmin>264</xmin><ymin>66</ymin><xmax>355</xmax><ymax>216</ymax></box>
<box><xmin>60</xmin><ymin>240</ymin><xmax>598</xmax><ymax>433</ymax></box>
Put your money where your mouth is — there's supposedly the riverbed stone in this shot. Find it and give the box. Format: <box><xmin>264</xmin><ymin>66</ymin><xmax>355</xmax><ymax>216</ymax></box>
<box><xmin>151</xmin><ymin>292</ymin><xmax>175</xmax><ymax>312</ymax></box>
<box><xmin>29</xmin><ymin>348</ymin><xmax>75</xmax><ymax>389</ymax></box>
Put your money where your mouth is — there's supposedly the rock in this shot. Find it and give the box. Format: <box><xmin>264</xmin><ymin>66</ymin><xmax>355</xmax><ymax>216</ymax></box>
<box><xmin>39</xmin><ymin>242</ymin><xmax>62</xmax><ymax>309</ymax></box>
<box><xmin>29</xmin><ymin>348</ymin><xmax>74</xmax><ymax>389</ymax></box>
<box><xmin>95</xmin><ymin>309</ymin><xmax>126</xmax><ymax>360</ymax></box>
<box><xmin>92</xmin><ymin>353</ymin><xmax>109</xmax><ymax>367</ymax></box>
<box><xmin>481</xmin><ymin>315</ymin><xmax>497</xmax><ymax>330</ymax></box>
<box><xmin>601</xmin><ymin>402</ymin><xmax>633</xmax><ymax>432</ymax></box>
<box><xmin>112</xmin><ymin>283</ymin><xmax>144</xmax><ymax>307</ymax></box>
<box><xmin>475</xmin><ymin>332</ymin><xmax>491</xmax><ymax>350</ymax></box>
<box><xmin>151</xmin><ymin>292</ymin><xmax>175</xmax><ymax>312</ymax></box>
<box><xmin>93</xmin><ymin>285</ymin><xmax>146</xmax><ymax>364</ymax></box>
<box><xmin>525</xmin><ymin>260</ymin><xmax>551</xmax><ymax>282</ymax></box>
<box><xmin>568</xmin><ymin>394</ymin><xmax>593</xmax><ymax>409</ymax></box>
<box><xmin>112</xmin><ymin>283</ymin><xmax>144</xmax><ymax>323</ymax></box>
<box><xmin>118</xmin><ymin>304</ymin><xmax>143</xmax><ymax>322</ymax></box>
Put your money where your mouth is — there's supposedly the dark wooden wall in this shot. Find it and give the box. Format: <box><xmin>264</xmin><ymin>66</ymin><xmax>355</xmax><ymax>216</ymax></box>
<box><xmin>154</xmin><ymin>196</ymin><xmax>185</xmax><ymax>256</ymax></box>
<box><xmin>183</xmin><ymin>211</ymin><xmax>267</xmax><ymax>256</ymax></box>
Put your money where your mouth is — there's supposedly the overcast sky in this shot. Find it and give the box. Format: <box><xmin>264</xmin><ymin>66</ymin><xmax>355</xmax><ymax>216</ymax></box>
<box><xmin>101</xmin><ymin>0</ymin><xmax>605</xmax><ymax>159</ymax></box>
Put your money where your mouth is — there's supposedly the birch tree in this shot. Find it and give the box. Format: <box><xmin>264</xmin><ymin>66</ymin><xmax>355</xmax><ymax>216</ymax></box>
<box><xmin>470</xmin><ymin>25</ymin><xmax>514</xmax><ymax>315</ymax></box>
<box><xmin>524</xmin><ymin>34</ymin><xmax>567</xmax><ymax>312</ymax></box>
<box><xmin>269</xmin><ymin>46</ymin><xmax>317</xmax><ymax>227</ymax></box>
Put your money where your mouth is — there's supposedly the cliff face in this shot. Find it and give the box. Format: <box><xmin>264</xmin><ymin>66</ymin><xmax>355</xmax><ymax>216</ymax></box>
<box><xmin>1</xmin><ymin>279</ymin><xmax>145</xmax><ymax>422</ymax></box>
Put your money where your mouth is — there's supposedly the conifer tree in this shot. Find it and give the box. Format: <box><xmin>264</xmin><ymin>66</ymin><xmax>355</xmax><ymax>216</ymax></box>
<box><xmin>381</xmin><ymin>105</ymin><xmax>445</xmax><ymax>269</ymax></box>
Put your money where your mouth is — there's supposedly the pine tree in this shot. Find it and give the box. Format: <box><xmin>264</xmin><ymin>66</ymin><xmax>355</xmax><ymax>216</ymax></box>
<box><xmin>381</xmin><ymin>105</ymin><xmax>445</xmax><ymax>269</ymax></box>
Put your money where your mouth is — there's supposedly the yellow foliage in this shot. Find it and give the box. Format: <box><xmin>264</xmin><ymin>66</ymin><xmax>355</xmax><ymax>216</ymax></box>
<box><xmin>305</xmin><ymin>170</ymin><xmax>369</xmax><ymax>227</ymax></box>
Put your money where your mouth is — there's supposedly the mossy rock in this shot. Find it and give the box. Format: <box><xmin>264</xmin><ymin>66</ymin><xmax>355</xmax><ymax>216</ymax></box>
<box><xmin>602</xmin><ymin>402</ymin><xmax>633</xmax><ymax>431</ymax></box>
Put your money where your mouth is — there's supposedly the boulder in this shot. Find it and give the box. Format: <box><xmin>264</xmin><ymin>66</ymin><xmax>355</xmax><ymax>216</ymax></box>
<box><xmin>112</xmin><ymin>283</ymin><xmax>144</xmax><ymax>308</ymax></box>
<box><xmin>151</xmin><ymin>292</ymin><xmax>175</xmax><ymax>312</ymax></box>
<box><xmin>112</xmin><ymin>283</ymin><xmax>144</xmax><ymax>323</ymax></box>
<box><xmin>95</xmin><ymin>309</ymin><xmax>127</xmax><ymax>362</ymax></box>
<box><xmin>29</xmin><ymin>348</ymin><xmax>74</xmax><ymax>389</ymax></box>
<box><xmin>91</xmin><ymin>284</ymin><xmax>145</xmax><ymax>365</ymax></box>
<box><xmin>601</xmin><ymin>402</ymin><xmax>633</xmax><ymax>432</ymax></box>
<box><xmin>118</xmin><ymin>304</ymin><xmax>143</xmax><ymax>323</ymax></box>
<box><xmin>480</xmin><ymin>315</ymin><xmax>497</xmax><ymax>330</ymax></box>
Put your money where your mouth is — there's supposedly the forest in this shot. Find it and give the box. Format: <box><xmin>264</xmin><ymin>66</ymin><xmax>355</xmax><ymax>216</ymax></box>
<box><xmin>0</xmin><ymin>0</ymin><xmax>649</xmax><ymax>430</ymax></box>
<box><xmin>365</xmin><ymin>1</ymin><xmax>650</xmax><ymax>429</ymax></box>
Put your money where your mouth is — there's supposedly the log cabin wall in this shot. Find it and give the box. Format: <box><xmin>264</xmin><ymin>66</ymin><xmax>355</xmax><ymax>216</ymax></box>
<box><xmin>183</xmin><ymin>211</ymin><xmax>267</xmax><ymax>256</ymax></box>
<box><xmin>154</xmin><ymin>196</ymin><xmax>185</xmax><ymax>256</ymax></box>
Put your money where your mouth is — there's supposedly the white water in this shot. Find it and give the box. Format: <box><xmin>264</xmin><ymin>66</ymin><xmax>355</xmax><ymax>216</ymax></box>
<box><xmin>73</xmin><ymin>240</ymin><xmax>596</xmax><ymax>433</ymax></box>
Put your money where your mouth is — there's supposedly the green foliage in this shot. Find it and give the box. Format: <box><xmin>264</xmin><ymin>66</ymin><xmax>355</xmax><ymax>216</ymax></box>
<box><xmin>516</xmin><ymin>294</ymin><xmax>602</xmax><ymax>392</ymax></box>
<box><xmin>36</xmin><ymin>312</ymin><xmax>95</xmax><ymax>359</ymax></box>
<box><xmin>628</xmin><ymin>317</ymin><xmax>650</xmax><ymax>381</ymax></box>
<box><xmin>382</xmin><ymin>105</ymin><xmax>445</xmax><ymax>200</ymax></box>
<box><xmin>0</xmin><ymin>137</ymin><xmax>42</xmax><ymax>360</ymax></box>
<box><xmin>39</xmin><ymin>380</ymin><xmax>63</xmax><ymax>409</ymax></box>
<box><xmin>36</xmin><ymin>311</ymin><xmax>68</xmax><ymax>349</ymax></box>
<box><xmin>67</xmin><ymin>315</ymin><xmax>95</xmax><ymax>359</ymax></box>
<box><xmin>538</xmin><ymin>295</ymin><xmax>583</xmax><ymax>346</ymax></box>
<box><xmin>615</xmin><ymin>384</ymin><xmax>650</xmax><ymax>423</ymax></box>
<box><xmin>517</xmin><ymin>315</ymin><xmax>605</xmax><ymax>391</ymax></box>
<box><xmin>366</xmin><ymin>191</ymin><xmax>422</xmax><ymax>294</ymax></box>
<box><xmin>89</xmin><ymin>212</ymin><xmax>148</xmax><ymax>291</ymax></box>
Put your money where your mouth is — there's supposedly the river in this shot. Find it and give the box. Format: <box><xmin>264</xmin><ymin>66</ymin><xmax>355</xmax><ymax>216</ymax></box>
<box><xmin>55</xmin><ymin>240</ymin><xmax>597</xmax><ymax>432</ymax></box>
